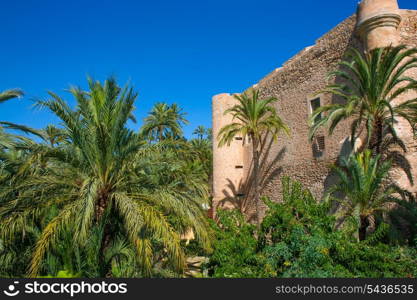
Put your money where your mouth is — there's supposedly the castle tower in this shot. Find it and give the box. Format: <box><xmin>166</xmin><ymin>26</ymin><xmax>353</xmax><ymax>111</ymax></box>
<box><xmin>356</xmin><ymin>0</ymin><xmax>402</xmax><ymax>50</ymax></box>
<box><xmin>212</xmin><ymin>93</ymin><xmax>246</xmax><ymax>214</ymax></box>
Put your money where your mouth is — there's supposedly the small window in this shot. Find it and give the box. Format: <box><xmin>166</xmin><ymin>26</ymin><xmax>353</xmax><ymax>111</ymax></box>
<box><xmin>236</xmin><ymin>193</ymin><xmax>246</xmax><ymax>197</ymax></box>
<box><xmin>235</xmin><ymin>137</ymin><xmax>243</xmax><ymax>141</ymax></box>
<box><xmin>310</xmin><ymin>97</ymin><xmax>322</xmax><ymax>124</ymax></box>
<box><xmin>235</xmin><ymin>165</ymin><xmax>244</xmax><ymax>169</ymax></box>
<box><xmin>312</xmin><ymin>135</ymin><xmax>325</xmax><ymax>158</ymax></box>
<box><xmin>317</xmin><ymin>136</ymin><xmax>325</xmax><ymax>151</ymax></box>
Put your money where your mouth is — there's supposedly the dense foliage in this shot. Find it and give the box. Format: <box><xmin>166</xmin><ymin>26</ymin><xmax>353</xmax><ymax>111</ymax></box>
<box><xmin>2</xmin><ymin>45</ymin><xmax>417</xmax><ymax>278</ymax></box>
<box><xmin>205</xmin><ymin>210</ymin><xmax>271</xmax><ymax>278</ymax></box>
<box><xmin>206</xmin><ymin>178</ymin><xmax>417</xmax><ymax>278</ymax></box>
<box><xmin>0</xmin><ymin>80</ymin><xmax>213</xmax><ymax>277</ymax></box>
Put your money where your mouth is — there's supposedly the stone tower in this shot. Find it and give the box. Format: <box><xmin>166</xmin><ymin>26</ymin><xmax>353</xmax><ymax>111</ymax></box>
<box><xmin>356</xmin><ymin>0</ymin><xmax>402</xmax><ymax>50</ymax></box>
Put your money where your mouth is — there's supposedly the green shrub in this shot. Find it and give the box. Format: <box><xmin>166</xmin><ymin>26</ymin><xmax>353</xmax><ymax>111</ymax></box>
<box><xmin>206</xmin><ymin>178</ymin><xmax>417</xmax><ymax>278</ymax></box>
<box><xmin>205</xmin><ymin>210</ymin><xmax>273</xmax><ymax>278</ymax></box>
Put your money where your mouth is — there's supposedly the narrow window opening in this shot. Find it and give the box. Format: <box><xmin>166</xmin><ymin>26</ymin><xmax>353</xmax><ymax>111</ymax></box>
<box><xmin>312</xmin><ymin>135</ymin><xmax>325</xmax><ymax>158</ymax></box>
<box><xmin>235</xmin><ymin>165</ymin><xmax>244</xmax><ymax>169</ymax></box>
<box><xmin>310</xmin><ymin>97</ymin><xmax>322</xmax><ymax>124</ymax></box>
<box><xmin>317</xmin><ymin>136</ymin><xmax>325</xmax><ymax>151</ymax></box>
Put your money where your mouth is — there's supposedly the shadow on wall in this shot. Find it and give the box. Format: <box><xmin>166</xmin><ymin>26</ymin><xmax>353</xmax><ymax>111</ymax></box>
<box><xmin>216</xmin><ymin>132</ymin><xmax>287</xmax><ymax>223</ymax></box>
<box><xmin>323</xmin><ymin>32</ymin><xmax>416</xmax><ymax>226</ymax></box>
<box><xmin>321</xmin><ymin>30</ymin><xmax>364</xmax><ymax>203</ymax></box>
<box><xmin>328</xmin><ymin>30</ymin><xmax>414</xmax><ymax>188</ymax></box>
<box><xmin>214</xmin><ymin>25</ymin><xmax>414</xmax><ymax>221</ymax></box>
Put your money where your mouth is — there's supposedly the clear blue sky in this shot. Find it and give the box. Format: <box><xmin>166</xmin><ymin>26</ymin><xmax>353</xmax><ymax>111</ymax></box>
<box><xmin>1</xmin><ymin>0</ymin><xmax>416</xmax><ymax>138</ymax></box>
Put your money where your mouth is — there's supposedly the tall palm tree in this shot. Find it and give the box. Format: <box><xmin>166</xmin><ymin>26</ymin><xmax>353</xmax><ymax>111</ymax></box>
<box><xmin>206</xmin><ymin>128</ymin><xmax>213</xmax><ymax>141</ymax></box>
<box><xmin>189</xmin><ymin>138</ymin><xmax>212</xmax><ymax>178</ymax></box>
<box><xmin>41</xmin><ymin>125</ymin><xmax>67</xmax><ymax>147</ymax></box>
<box><xmin>193</xmin><ymin>125</ymin><xmax>207</xmax><ymax>140</ymax></box>
<box><xmin>141</xmin><ymin>102</ymin><xmax>188</xmax><ymax>142</ymax></box>
<box><xmin>328</xmin><ymin>150</ymin><xmax>406</xmax><ymax>241</ymax></box>
<box><xmin>0</xmin><ymin>77</ymin><xmax>210</xmax><ymax>277</ymax></box>
<box><xmin>169</xmin><ymin>103</ymin><xmax>188</xmax><ymax>129</ymax></box>
<box><xmin>218</xmin><ymin>88</ymin><xmax>289</xmax><ymax>224</ymax></box>
<box><xmin>309</xmin><ymin>45</ymin><xmax>417</xmax><ymax>155</ymax></box>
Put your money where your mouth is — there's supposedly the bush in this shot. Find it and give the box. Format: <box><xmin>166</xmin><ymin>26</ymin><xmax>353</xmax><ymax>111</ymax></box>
<box><xmin>205</xmin><ymin>178</ymin><xmax>417</xmax><ymax>278</ymax></box>
<box><xmin>205</xmin><ymin>210</ymin><xmax>273</xmax><ymax>278</ymax></box>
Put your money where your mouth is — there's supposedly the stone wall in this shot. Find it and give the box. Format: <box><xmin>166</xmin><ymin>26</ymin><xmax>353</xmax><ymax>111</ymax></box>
<box><xmin>212</xmin><ymin>2</ymin><xmax>417</xmax><ymax>221</ymax></box>
<box><xmin>392</xmin><ymin>10</ymin><xmax>417</xmax><ymax>192</ymax></box>
<box><xmin>249</xmin><ymin>16</ymin><xmax>361</xmax><ymax>216</ymax></box>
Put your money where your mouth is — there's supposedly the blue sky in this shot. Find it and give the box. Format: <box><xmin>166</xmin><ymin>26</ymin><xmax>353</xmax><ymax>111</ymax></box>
<box><xmin>1</xmin><ymin>0</ymin><xmax>416</xmax><ymax>138</ymax></box>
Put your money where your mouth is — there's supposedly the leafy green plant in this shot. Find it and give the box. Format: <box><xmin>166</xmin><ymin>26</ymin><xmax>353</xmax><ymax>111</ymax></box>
<box><xmin>328</xmin><ymin>151</ymin><xmax>414</xmax><ymax>242</ymax></box>
<box><xmin>39</xmin><ymin>270</ymin><xmax>80</xmax><ymax>278</ymax></box>
<box><xmin>0</xmin><ymin>77</ymin><xmax>211</xmax><ymax>277</ymax></box>
<box><xmin>205</xmin><ymin>178</ymin><xmax>417</xmax><ymax>278</ymax></box>
<box><xmin>205</xmin><ymin>210</ymin><xmax>273</xmax><ymax>278</ymax></box>
<box><xmin>140</xmin><ymin>102</ymin><xmax>188</xmax><ymax>142</ymax></box>
<box><xmin>309</xmin><ymin>45</ymin><xmax>417</xmax><ymax>156</ymax></box>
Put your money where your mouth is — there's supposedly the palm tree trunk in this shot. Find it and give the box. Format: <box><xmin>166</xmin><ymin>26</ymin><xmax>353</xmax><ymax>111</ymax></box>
<box><xmin>252</xmin><ymin>136</ymin><xmax>261</xmax><ymax>225</ymax></box>
<box><xmin>159</xmin><ymin>125</ymin><xmax>163</xmax><ymax>141</ymax></box>
<box><xmin>99</xmin><ymin>223</ymin><xmax>112</xmax><ymax>277</ymax></box>
<box><xmin>370</xmin><ymin>118</ymin><xmax>383</xmax><ymax>156</ymax></box>
<box><xmin>95</xmin><ymin>191</ymin><xmax>112</xmax><ymax>276</ymax></box>
<box><xmin>95</xmin><ymin>192</ymin><xmax>108</xmax><ymax>221</ymax></box>
<box><xmin>359</xmin><ymin>215</ymin><xmax>368</xmax><ymax>241</ymax></box>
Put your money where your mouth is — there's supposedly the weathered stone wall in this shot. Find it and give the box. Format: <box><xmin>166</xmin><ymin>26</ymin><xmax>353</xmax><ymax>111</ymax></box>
<box><xmin>212</xmin><ymin>1</ymin><xmax>417</xmax><ymax>221</ymax></box>
<box><xmin>252</xmin><ymin>8</ymin><xmax>417</xmax><ymax>217</ymax></box>
<box><xmin>400</xmin><ymin>10</ymin><xmax>417</xmax><ymax>46</ymax></box>
<box><xmin>251</xmin><ymin>16</ymin><xmax>362</xmax><ymax>216</ymax></box>
<box><xmin>392</xmin><ymin>9</ymin><xmax>417</xmax><ymax>192</ymax></box>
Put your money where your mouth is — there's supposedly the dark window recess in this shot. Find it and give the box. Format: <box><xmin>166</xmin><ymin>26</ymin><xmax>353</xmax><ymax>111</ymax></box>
<box><xmin>235</xmin><ymin>137</ymin><xmax>243</xmax><ymax>141</ymax></box>
<box><xmin>236</xmin><ymin>193</ymin><xmax>246</xmax><ymax>197</ymax></box>
<box><xmin>235</xmin><ymin>165</ymin><xmax>244</xmax><ymax>169</ymax></box>
<box><xmin>310</xmin><ymin>98</ymin><xmax>322</xmax><ymax>123</ymax></box>
<box><xmin>312</xmin><ymin>136</ymin><xmax>325</xmax><ymax>158</ymax></box>
<box><xmin>317</xmin><ymin>136</ymin><xmax>325</xmax><ymax>151</ymax></box>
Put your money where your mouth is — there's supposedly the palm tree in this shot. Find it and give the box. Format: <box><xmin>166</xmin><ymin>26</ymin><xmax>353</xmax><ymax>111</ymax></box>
<box><xmin>0</xmin><ymin>89</ymin><xmax>23</xmax><ymax>104</ymax></box>
<box><xmin>41</xmin><ymin>125</ymin><xmax>67</xmax><ymax>147</ymax></box>
<box><xmin>169</xmin><ymin>103</ymin><xmax>188</xmax><ymax>130</ymax></box>
<box><xmin>0</xmin><ymin>77</ymin><xmax>210</xmax><ymax>277</ymax></box>
<box><xmin>206</xmin><ymin>128</ymin><xmax>213</xmax><ymax>141</ymax></box>
<box><xmin>309</xmin><ymin>46</ymin><xmax>417</xmax><ymax>155</ymax></box>
<box><xmin>218</xmin><ymin>88</ymin><xmax>289</xmax><ymax>224</ymax></box>
<box><xmin>0</xmin><ymin>89</ymin><xmax>24</xmax><ymax>148</ymax></box>
<box><xmin>328</xmin><ymin>150</ymin><xmax>406</xmax><ymax>241</ymax></box>
<box><xmin>141</xmin><ymin>102</ymin><xmax>188</xmax><ymax>142</ymax></box>
<box><xmin>0</xmin><ymin>88</ymin><xmax>48</xmax><ymax>150</ymax></box>
<box><xmin>193</xmin><ymin>125</ymin><xmax>207</xmax><ymax>140</ymax></box>
<box><xmin>189</xmin><ymin>138</ymin><xmax>212</xmax><ymax>178</ymax></box>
